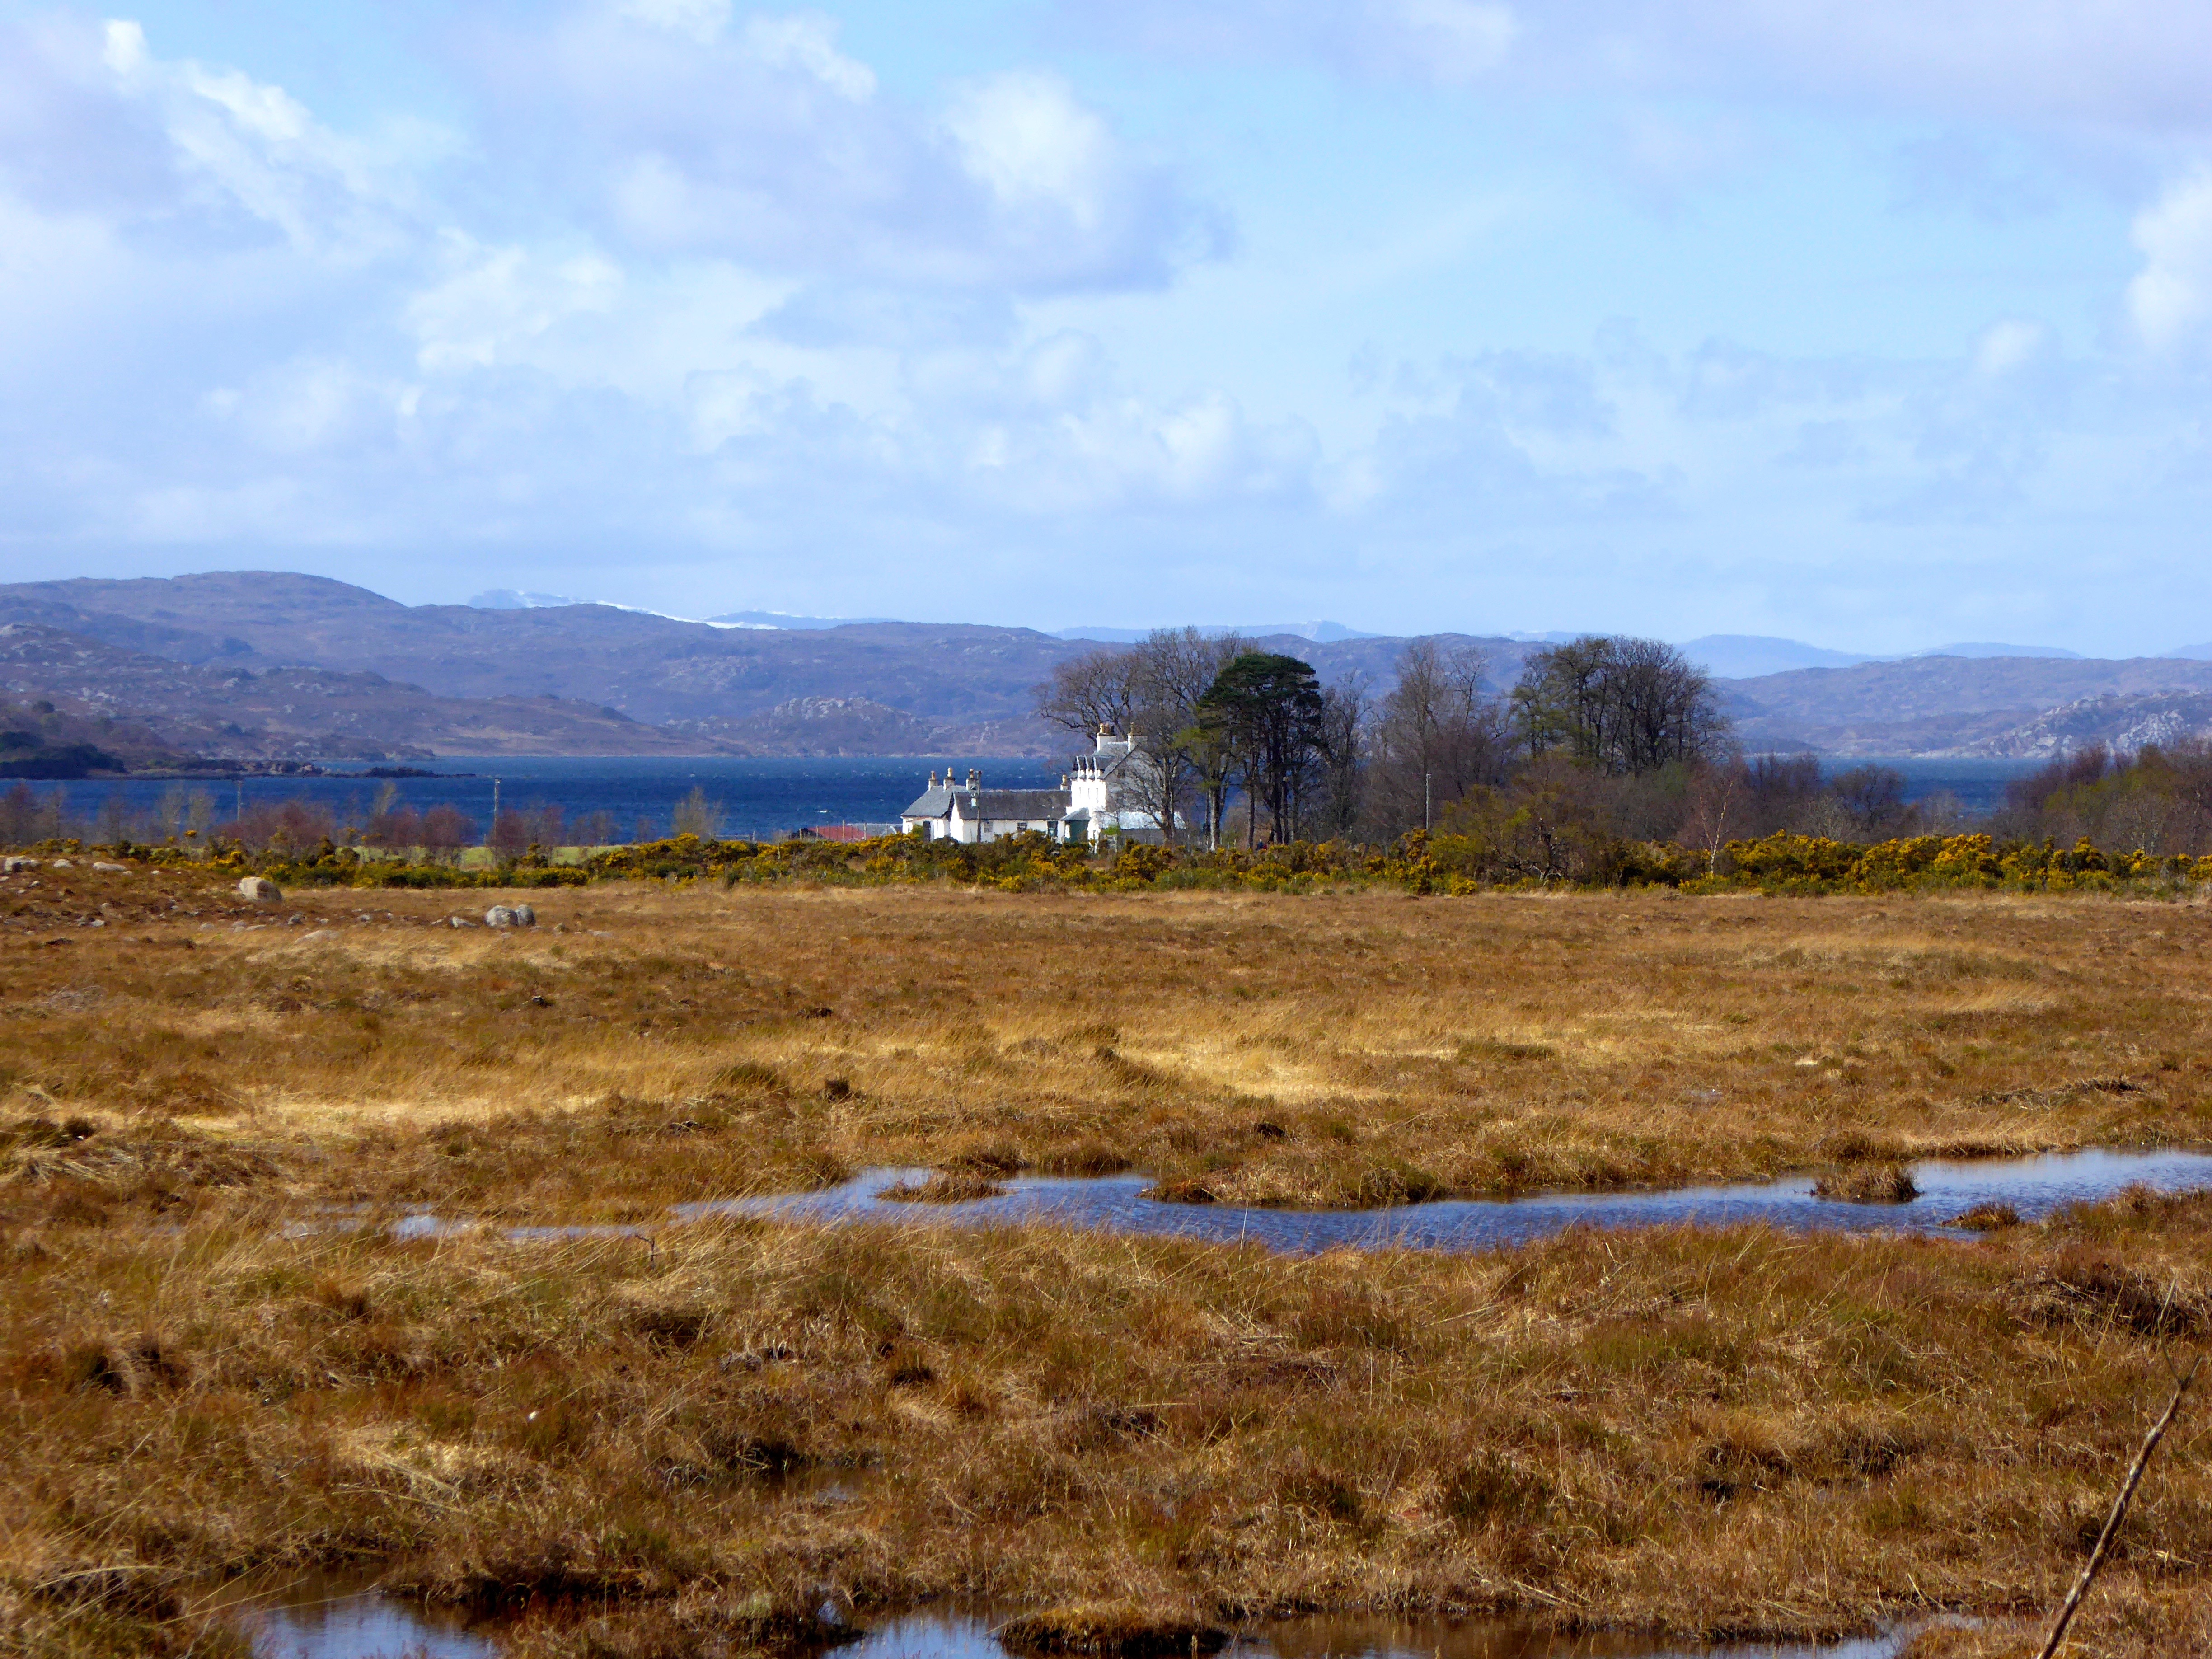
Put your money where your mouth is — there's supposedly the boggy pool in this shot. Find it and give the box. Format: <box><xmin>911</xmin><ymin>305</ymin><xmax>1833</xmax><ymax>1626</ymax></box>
<box><xmin>680</xmin><ymin>1146</ymin><xmax>2212</xmax><ymax>1255</ymax></box>
<box><xmin>229</xmin><ymin>1580</ymin><xmax>1923</xmax><ymax>1659</ymax></box>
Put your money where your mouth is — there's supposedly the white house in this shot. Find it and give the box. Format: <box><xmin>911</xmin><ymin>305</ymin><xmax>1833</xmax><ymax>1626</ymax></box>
<box><xmin>898</xmin><ymin>768</ymin><xmax>1069</xmax><ymax>843</ymax></box>
<box><xmin>900</xmin><ymin>726</ymin><xmax>1181</xmax><ymax>844</ymax></box>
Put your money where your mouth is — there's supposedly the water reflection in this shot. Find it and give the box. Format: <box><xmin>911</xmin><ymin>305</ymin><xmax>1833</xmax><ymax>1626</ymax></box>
<box><xmin>807</xmin><ymin>1612</ymin><xmax>1914</xmax><ymax>1659</ymax></box>
<box><xmin>230</xmin><ymin>1597</ymin><xmax>1917</xmax><ymax>1659</ymax></box>
<box><xmin>226</xmin><ymin>1572</ymin><xmax>497</xmax><ymax>1659</ymax></box>
<box><xmin>692</xmin><ymin>1147</ymin><xmax>2212</xmax><ymax>1255</ymax></box>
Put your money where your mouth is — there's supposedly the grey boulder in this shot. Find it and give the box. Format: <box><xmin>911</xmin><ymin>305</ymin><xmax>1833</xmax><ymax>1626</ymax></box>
<box><xmin>239</xmin><ymin>876</ymin><xmax>282</xmax><ymax>902</ymax></box>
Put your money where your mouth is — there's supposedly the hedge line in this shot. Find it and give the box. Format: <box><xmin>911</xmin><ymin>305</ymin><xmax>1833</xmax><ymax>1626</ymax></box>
<box><xmin>18</xmin><ymin>828</ymin><xmax>2212</xmax><ymax>897</ymax></box>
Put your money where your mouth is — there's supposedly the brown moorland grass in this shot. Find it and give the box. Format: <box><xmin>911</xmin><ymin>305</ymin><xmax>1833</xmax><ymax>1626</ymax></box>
<box><xmin>2</xmin><ymin>861</ymin><xmax>2211</xmax><ymax>1213</ymax></box>
<box><xmin>9</xmin><ymin>864</ymin><xmax>2212</xmax><ymax>1654</ymax></box>
<box><xmin>1811</xmin><ymin>1164</ymin><xmax>1922</xmax><ymax>1204</ymax></box>
<box><xmin>13</xmin><ymin>1185</ymin><xmax>2212</xmax><ymax>1654</ymax></box>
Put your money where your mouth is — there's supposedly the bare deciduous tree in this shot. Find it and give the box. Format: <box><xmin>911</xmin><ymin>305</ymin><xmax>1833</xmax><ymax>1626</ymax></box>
<box><xmin>1037</xmin><ymin>648</ymin><xmax>1145</xmax><ymax>740</ymax></box>
<box><xmin>1513</xmin><ymin>635</ymin><xmax>1728</xmax><ymax>776</ymax></box>
<box><xmin>1364</xmin><ymin>640</ymin><xmax>1509</xmax><ymax>837</ymax></box>
<box><xmin>1129</xmin><ymin>628</ymin><xmax>1247</xmax><ymax>846</ymax></box>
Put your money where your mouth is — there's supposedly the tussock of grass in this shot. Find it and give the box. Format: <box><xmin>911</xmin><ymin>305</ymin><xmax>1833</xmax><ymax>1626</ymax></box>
<box><xmin>1947</xmin><ymin>1202</ymin><xmax>2023</xmax><ymax>1231</ymax></box>
<box><xmin>877</xmin><ymin>1171</ymin><xmax>1009</xmax><ymax>1204</ymax></box>
<box><xmin>998</xmin><ymin>1603</ymin><xmax>1230</xmax><ymax>1656</ymax></box>
<box><xmin>1811</xmin><ymin>1163</ymin><xmax>1921</xmax><ymax>1204</ymax></box>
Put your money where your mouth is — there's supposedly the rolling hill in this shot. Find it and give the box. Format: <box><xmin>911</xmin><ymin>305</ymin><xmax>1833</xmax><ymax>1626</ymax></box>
<box><xmin>9</xmin><ymin>571</ymin><xmax>2212</xmax><ymax>759</ymax></box>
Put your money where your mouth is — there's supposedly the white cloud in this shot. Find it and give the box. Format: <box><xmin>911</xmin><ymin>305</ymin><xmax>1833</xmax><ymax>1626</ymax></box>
<box><xmin>1069</xmin><ymin>0</ymin><xmax>2212</xmax><ymax>129</ymax></box>
<box><xmin>946</xmin><ymin>73</ymin><xmax>1114</xmax><ymax>222</ymax></box>
<box><xmin>1595</xmin><ymin>0</ymin><xmax>2212</xmax><ymax>131</ymax></box>
<box><xmin>1372</xmin><ymin>0</ymin><xmax>1514</xmax><ymax>84</ymax></box>
<box><xmin>742</xmin><ymin>12</ymin><xmax>876</xmax><ymax>100</ymax></box>
<box><xmin>203</xmin><ymin>358</ymin><xmax>405</xmax><ymax>456</ymax></box>
<box><xmin>5</xmin><ymin>4</ymin><xmax>2211</xmax><ymax>652</ymax></box>
<box><xmin>1976</xmin><ymin>319</ymin><xmax>2049</xmax><ymax>376</ymax></box>
<box><xmin>2130</xmin><ymin>170</ymin><xmax>2212</xmax><ymax>350</ymax></box>
<box><xmin>403</xmin><ymin>238</ymin><xmax>626</xmax><ymax>374</ymax></box>
<box><xmin>90</xmin><ymin>18</ymin><xmax>412</xmax><ymax>258</ymax></box>
<box><xmin>1051</xmin><ymin>0</ymin><xmax>1517</xmax><ymax>87</ymax></box>
<box><xmin>473</xmin><ymin>3</ymin><xmax>1212</xmax><ymax>293</ymax></box>
<box><xmin>618</xmin><ymin>0</ymin><xmax>733</xmax><ymax>44</ymax></box>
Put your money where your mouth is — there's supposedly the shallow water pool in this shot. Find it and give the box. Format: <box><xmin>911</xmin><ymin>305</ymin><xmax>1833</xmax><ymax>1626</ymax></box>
<box><xmin>684</xmin><ymin>1146</ymin><xmax>2212</xmax><ymax>1255</ymax></box>
<box><xmin>229</xmin><ymin>1588</ymin><xmax>1919</xmax><ymax>1659</ymax></box>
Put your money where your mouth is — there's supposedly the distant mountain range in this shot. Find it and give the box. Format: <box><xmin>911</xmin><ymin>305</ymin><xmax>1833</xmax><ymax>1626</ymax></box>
<box><xmin>1054</xmin><ymin>622</ymin><xmax>1379</xmax><ymax>644</ymax></box>
<box><xmin>472</xmin><ymin>587</ymin><xmax>2191</xmax><ymax>675</ymax></box>
<box><xmin>0</xmin><ymin>621</ymin><xmax>708</xmax><ymax>761</ymax></box>
<box><xmin>1715</xmin><ymin>656</ymin><xmax>2212</xmax><ymax>757</ymax></box>
<box><xmin>4</xmin><ymin>571</ymin><xmax>2212</xmax><ymax>764</ymax></box>
<box><xmin>1968</xmin><ymin>692</ymin><xmax>2212</xmax><ymax>759</ymax></box>
<box><xmin>1678</xmin><ymin>634</ymin><xmax>2088</xmax><ymax>679</ymax></box>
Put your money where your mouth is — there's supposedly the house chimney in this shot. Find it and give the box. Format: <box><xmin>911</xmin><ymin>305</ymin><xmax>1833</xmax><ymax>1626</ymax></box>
<box><xmin>928</xmin><ymin>770</ymin><xmax>938</xmax><ymax>788</ymax></box>
<box><xmin>967</xmin><ymin>767</ymin><xmax>980</xmax><ymax>791</ymax></box>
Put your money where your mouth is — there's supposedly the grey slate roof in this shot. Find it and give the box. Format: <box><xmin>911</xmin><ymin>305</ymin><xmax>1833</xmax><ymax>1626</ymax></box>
<box><xmin>963</xmin><ymin>788</ymin><xmax>1069</xmax><ymax>820</ymax></box>
<box><xmin>900</xmin><ymin>786</ymin><xmax>1071</xmax><ymax>821</ymax></box>
<box><xmin>900</xmin><ymin>784</ymin><xmax>956</xmax><ymax>818</ymax></box>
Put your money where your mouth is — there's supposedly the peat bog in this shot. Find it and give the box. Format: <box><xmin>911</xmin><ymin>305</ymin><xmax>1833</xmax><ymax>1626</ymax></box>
<box><xmin>8</xmin><ymin>864</ymin><xmax>2212</xmax><ymax>1655</ymax></box>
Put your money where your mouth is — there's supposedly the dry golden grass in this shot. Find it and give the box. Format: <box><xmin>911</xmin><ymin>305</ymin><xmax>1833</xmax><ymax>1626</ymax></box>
<box><xmin>5</xmin><ymin>861</ymin><xmax>2210</xmax><ymax>1210</ymax></box>
<box><xmin>1811</xmin><ymin>1164</ymin><xmax>1921</xmax><ymax>1204</ymax></box>
<box><xmin>9</xmin><ymin>863</ymin><xmax>2212</xmax><ymax>1654</ymax></box>
<box><xmin>13</xmin><ymin>1181</ymin><xmax>2212</xmax><ymax>1654</ymax></box>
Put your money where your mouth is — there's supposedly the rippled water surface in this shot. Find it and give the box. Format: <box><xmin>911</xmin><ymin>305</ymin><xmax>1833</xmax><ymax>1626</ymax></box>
<box><xmin>849</xmin><ymin>1613</ymin><xmax>1912</xmax><ymax>1659</ymax></box>
<box><xmin>688</xmin><ymin>1147</ymin><xmax>2212</xmax><ymax>1254</ymax></box>
<box><xmin>231</xmin><ymin>1591</ymin><xmax>1916</xmax><ymax>1659</ymax></box>
<box><xmin>224</xmin><ymin>1574</ymin><xmax>497</xmax><ymax>1658</ymax></box>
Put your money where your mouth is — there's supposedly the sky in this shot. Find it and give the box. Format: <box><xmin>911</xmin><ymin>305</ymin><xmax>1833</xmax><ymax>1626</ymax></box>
<box><xmin>4</xmin><ymin>1</ymin><xmax>2212</xmax><ymax>653</ymax></box>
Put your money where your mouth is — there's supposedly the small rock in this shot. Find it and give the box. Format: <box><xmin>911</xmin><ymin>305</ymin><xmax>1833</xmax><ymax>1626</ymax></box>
<box><xmin>448</xmin><ymin>915</ymin><xmax>478</xmax><ymax>928</ymax></box>
<box><xmin>238</xmin><ymin>876</ymin><xmax>282</xmax><ymax>902</ymax></box>
<box><xmin>50</xmin><ymin>858</ymin><xmax>74</xmax><ymax>869</ymax></box>
<box><xmin>1</xmin><ymin>857</ymin><xmax>38</xmax><ymax>872</ymax></box>
<box><xmin>513</xmin><ymin>903</ymin><xmax>536</xmax><ymax>927</ymax></box>
<box><xmin>485</xmin><ymin>905</ymin><xmax>519</xmax><ymax>928</ymax></box>
<box><xmin>92</xmin><ymin>861</ymin><xmax>128</xmax><ymax>873</ymax></box>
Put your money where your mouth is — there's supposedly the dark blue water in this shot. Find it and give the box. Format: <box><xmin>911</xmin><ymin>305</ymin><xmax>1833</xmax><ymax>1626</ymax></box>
<box><xmin>688</xmin><ymin>1148</ymin><xmax>2212</xmax><ymax>1253</ymax></box>
<box><xmin>14</xmin><ymin>756</ymin><xmax>1066</xmax><ymax>844</ymax></box>
<box><xmin>3</xmin><ymin>754</ymin><xmax>2053</xmax><ymax>844</ymax></box>
<box><xmin>226</xmin><ymin>1575</ymin><xmax>493</xmax><ymax>1659</ymax></box>
<box><xmin>1837</xmin><ymin>757</ymin><xmax>2040</xmax><ymax>816</ymax></box>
